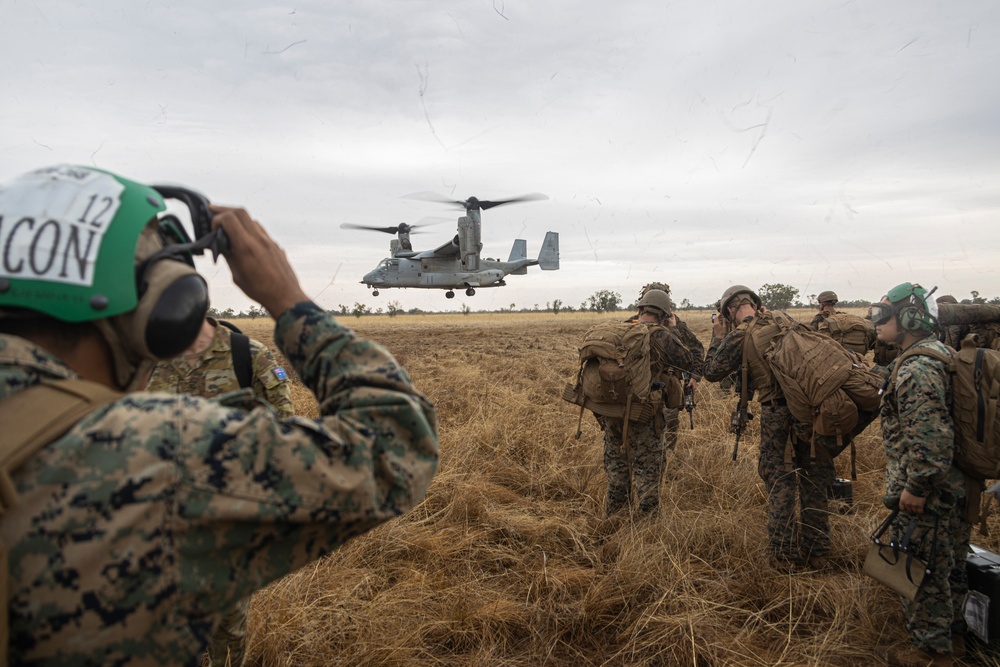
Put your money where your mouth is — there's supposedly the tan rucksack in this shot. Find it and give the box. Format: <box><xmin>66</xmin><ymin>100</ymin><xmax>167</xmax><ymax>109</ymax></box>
<box><xmin>766</xmin><ymin>312</ymin><xmax>882</xmax><ymax>439</ymax></box>
<box><xmin>817</xmin><ymin>312</ymin><xmax>876</xmax><ymax>356</ymax></box>
<box><xmin>0</xmin><ymin>379</ymin><xmax>122</xmax><ymax>667</ymax></box>
<box><xmin>563</xmin><ymin>321</ymin><xmax>662</xmax><ymax>423</ymax></box>
<box><xmin>889</xmin><ymin>339</ymin><xmax>1000</xmax><ymax>530</ymax></box>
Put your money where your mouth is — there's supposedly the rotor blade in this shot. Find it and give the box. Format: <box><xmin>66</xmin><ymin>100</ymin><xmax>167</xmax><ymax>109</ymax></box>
<box><xmin>403</xmin><ymin>191</ymin><xmax>549</xmax><ymax>211</ymax></box>
<box><xmin>478</xmin><ymin>193</ymin><xmax>549</xmax><ymax>210</ymax></box>
<box><xmin>401</xmin><ymin>191</ymin><xmax>460</xmax><ymax>206</ymax></box>
<box><xmin>339</xmin><ymin>223</ymin><xmax>401</xmax><ymax>234</ymax></box>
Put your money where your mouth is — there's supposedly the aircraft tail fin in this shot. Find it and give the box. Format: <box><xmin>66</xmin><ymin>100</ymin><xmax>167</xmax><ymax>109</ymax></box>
<box><xmin>509</xmin><ymin>239</ymin><xmax>528</xmax><ymax>275</ymax></box>
<box><xmin>537</xmin><ymin>232</ymin><xmax>559</xmax><ymax>270</ymax></box>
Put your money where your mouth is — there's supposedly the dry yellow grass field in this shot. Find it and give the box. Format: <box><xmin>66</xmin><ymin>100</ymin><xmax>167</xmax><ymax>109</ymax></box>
<box><xmin>225</xmin><ymin>309</ymin><xmax>1000</xmax><ymax>666</ymax></box>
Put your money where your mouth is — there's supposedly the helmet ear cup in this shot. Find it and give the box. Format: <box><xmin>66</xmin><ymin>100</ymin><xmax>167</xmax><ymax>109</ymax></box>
<box><xmin>134</xmin><ymin>259</ymin><xmax>209</xmax><ymax>359</ymax></box>
<box><xmin>144</xmin><ymin>273</ymin><xmax>209</xmax><ymax>357</ymax></box>
<box><xmin>897</xmin><ymin>304</ymin><xmax>933</xmax><ymax>334</ymax></box>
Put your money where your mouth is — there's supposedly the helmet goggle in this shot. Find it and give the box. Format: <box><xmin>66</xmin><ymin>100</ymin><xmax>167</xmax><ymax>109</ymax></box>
<box><xmin>149</xmin><ymin>185</ymin><xmax>231</xmax><ymax>263</ymax></box>
<box><xmin>870</xmin><ymin>302</ymin><xmax>895</xmax><ymax>326</ymax></box>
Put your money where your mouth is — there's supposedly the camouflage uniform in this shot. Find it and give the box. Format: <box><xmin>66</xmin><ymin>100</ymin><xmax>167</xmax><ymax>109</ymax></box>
<box><xmin>703</xmin><ymin>315</ymin><xmax>834</xmax><ymax>564</ymax></box>
<box><xmin>879</xmin><ymin>337</ymin><xmax>970</xmax><ymax>656</ymax></box>
<box><xmin>662</xmin><ymin>318</ymin><xmax>704</xmax><ymax>452</ymax></box>
<box><xmin>603</xmin><ymin>326</ymin><xmax>698</xmax><ymax>516</ymax></box>
<box><xmin>624</xmin><ymin>313</ymin><xmax>705</xmax><ymax>452</ymax></box>
<box><xmin>0</xmin><ymin>302</ymin><xmax>439</xmax><ymax>666</ymax></box>
<box><xmin>147</xmin><ymin>317</ymin><xmax>294</xmax><ymax>419</ymax></box>
<box><xmin>146</xmin><ymin>318</ymin><xmax>294</xmax><ymax>665</ymax></box>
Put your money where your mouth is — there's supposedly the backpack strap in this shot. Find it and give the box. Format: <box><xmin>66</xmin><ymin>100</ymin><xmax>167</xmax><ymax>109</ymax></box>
<box><xmin>0</xmin><ymin>379</ymin><xmax>121</xmax><ymax>667</ymax></box>
<box><xmin>888</xmin><ymin>345</ymin><xmax>954</xmax><ymax>395</ymax></box>
<box><xmin>228</xmin><ymin>331</ymin><xmax>253</xmax><ymax>390</ymax></box>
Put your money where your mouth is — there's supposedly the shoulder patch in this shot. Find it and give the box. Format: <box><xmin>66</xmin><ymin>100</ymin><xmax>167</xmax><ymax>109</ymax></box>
<box><xmin>273</xmin><ymin>367</ymin><xmax>289</xmax><ymax>381</ymax></box>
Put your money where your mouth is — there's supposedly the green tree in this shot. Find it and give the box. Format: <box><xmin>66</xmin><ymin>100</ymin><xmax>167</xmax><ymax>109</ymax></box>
<box><xmin>352</xmin><ymin>302</ymin><xmax>370</xmax><ymax>318</ymax></box>
<box><xmin>386</xmin><ymin>300</ymin><xmax>402</xmax><ymax>318</ymax></box>
<box><xmin>461</xmin><ymin>303</ymin><xmax>471</xmax><ymax>315</ymax></box>
<box><xmin>247</xmin><ymin>304</ymin><xmax>264</xmax><ymax>319</ymax></box>
<box><xmin>220</xmin><ymin>307</ymin><xmax>235</xmax><ymax>319</ymax></box>
<box><xmin>551</xmin><ymin>298</ymin><xmax>563</xmax><ymax>315</ymax></box>
<box><xmin>586</xmin><ymin>289</ymin><xmax>622</xmax><ymax>313</ymax></box>
<box><xmin>757</xmin><ymin>283</ymin><xmax>799</xmax><ymax>310</ymax></box>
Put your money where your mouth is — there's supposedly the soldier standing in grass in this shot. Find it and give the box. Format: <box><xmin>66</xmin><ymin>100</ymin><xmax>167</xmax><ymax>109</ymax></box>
<box><xmin>629</xmin><ymin>283</ymin><xmax>704</xmax><ymax>453</ymax></box>
<box><xmin>0</xmin><ymin>165</ymin><xmax>439</xmax><ymax>665</ymax></box>
<box><xmin>603</xmin><ymin>289</ymin><xmax>698</xmax><ymax>516</ymax></box>
<box><xmin>871</xmin><ymin>285</ymin><xmax>969</xmax><ymax>667</ymax></box>
<box><xmin>807</xmin><ymin>290</ymin><xmax>844</xmax><ymax>331</ymax></box>
<box><xmin>702</xmin><ymin>286</ymin><xmax>833</xmax><ymax>571</ymax></box>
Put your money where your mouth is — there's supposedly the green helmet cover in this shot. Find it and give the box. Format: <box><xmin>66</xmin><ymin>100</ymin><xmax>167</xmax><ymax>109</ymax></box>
<box><xmin>0</xmin><ymin>165</ymin><xmax>166</xmax><ymax>322</ymax></box>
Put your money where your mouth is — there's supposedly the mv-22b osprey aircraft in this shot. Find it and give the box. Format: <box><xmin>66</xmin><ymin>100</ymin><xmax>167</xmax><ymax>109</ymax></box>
<box><xmin>342</xmin><ymin>193</ymin><xmax>559</xmax><ymax>298</ymax></box>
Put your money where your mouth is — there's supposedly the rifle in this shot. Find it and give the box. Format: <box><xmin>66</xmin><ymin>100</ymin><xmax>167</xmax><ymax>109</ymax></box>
<box><xmin>730</xmin><ymin>370</ymin><xmax>753</xmax><ymax>460</ymax></box>
<box><xmin>681</xmin><ymin>372</ymin><xmax>695</xmax><ymax>429</ymax></box>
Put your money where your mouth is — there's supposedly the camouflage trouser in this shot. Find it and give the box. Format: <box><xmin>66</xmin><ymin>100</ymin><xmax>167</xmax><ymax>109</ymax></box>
<box><xmin>892</xmin><ymin>505</ymin><xmax>971</xmax><ymax>655</ymax></box>
<box><xmin>206</xmin><ymin>597</ymin><xmax>250</xmax><ymax>666</ymax></box>
<box><xmin>757</xmin><ymin>404</ymin><xmax>835</xmax><ymax>561</ymax></box>
<box><xmin>661</xmin><ymin>407</ymin><xmax>680</xmax><ymax>453</ymax></box>
<box><xmin>604</xmin><ymin>417</ymin><xmax>663</xmax><ymax>516</ymax></box>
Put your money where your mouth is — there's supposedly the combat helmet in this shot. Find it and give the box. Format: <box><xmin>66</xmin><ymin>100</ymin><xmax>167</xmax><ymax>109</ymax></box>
<box><xmin>637</xmin><ymin>282</ymin><xmax>671</xmax><ymax>303</ymax></box>
<box><xmin>718</xmin><ymin>285</ymin><xmax>761</xmax><ymax>320</ymax></box>
<box><xmin>637</xmin><ymin>289</ymin><xmax>673</xmax><ymax>316</ymax></box>
<box><xmin>817</xmin><ymin>290</ymin><xmax>838</xmax><ymax>305</ymax></box>
<box><xmin>0</xmin><ymin>165</ymin><xmax>210</xmax><ymax>389</ymax></box>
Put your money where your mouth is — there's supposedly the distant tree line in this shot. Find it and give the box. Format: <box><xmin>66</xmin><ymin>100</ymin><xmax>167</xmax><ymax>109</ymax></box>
<box><xmin>212</xmin><ymin>286</ymin><xmax>1000</xmax><ymax>319</ymax></box>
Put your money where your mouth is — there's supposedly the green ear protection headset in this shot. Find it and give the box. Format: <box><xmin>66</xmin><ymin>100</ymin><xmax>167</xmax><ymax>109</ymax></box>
<box><xmin>886</xmin><ymin>282</ymin><xmax>939</xmax><ymax>335</ymax></box>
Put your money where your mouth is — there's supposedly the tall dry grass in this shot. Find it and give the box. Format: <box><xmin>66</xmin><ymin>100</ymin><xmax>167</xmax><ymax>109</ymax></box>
<box><xmin>226</xmin><ymin>309</ymin><xmax>1000</xmax><ymax>666</ymax></box>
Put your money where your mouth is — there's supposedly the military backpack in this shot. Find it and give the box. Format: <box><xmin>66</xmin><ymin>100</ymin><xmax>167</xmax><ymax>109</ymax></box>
<box><xmin>889</xmin><ymin>339</ymin><xmax>1000</xmax><ymax>485</ymax></box>
<box><xmin>765</xmin><ymin>312</ymin><xmax>882</xmax><ymax>440</ymax></box>
<box><xmin>816</xmin><ymin>312</ymin><xmax>876</xmax><ymax>356</ymax></box>
<box><xmin>562</xmin><ymin>321</ymin><xmax>663</xmax><ymax>424</ymax></box>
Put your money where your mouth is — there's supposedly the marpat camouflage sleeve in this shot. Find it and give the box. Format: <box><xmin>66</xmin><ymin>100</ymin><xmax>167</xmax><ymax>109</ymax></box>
<box><xmin>650</xmin><ymin>327</ymin><xmax>697</xmax><ymax>374</ymax></box>
<box><xmin>702</xmin><ymin>329</ymin><xmax>746</xmax><ymax>382</ymax></box>
<box><xmin>3</xmin><ymin>302</ymin><xmax>439</xmax><ymax>664</ymax></box>
<box><xmin>894</xmin><ymin>353</ymin><xmax>955</xmax><ymax>499</ymax></box>
<box><xmin>672</xmin><ymin>319</ymin><xmax>705</xmax><ymax>377</ymax></box>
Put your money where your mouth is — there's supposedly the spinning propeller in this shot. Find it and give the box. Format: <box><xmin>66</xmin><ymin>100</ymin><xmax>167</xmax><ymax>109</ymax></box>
<box><xmin>404</xmin><ymin>192</ymin><xmax>548</xmax><ymax>212</ymax></box>
<box><xmin>339</xmin><ymin>217</ymin><xmax>449</xmax><ymax>235</ymax></box>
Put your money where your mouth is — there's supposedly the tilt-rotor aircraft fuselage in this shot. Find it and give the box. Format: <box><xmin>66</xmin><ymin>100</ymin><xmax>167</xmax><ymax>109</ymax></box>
<box><xmin>347</xmin><ymin>194</ymin><xmax>559</xmax><ymax>299</ymax></box>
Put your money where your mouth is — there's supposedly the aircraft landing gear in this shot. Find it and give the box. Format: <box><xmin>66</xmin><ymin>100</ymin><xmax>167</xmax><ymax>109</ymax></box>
<box><xmin>372</xmin><ymin>290</ymin><xmax>379</xmax><ymax>297</ymax></box>
<box><xmin>465</xmin><ymin>287</ymin><xmax>476</xmax><ymax>296</ymax></box>
<box><xmin>445</xmin><ymin>290</ymin><xmax>455</xmax><ymax>299</ymax></box>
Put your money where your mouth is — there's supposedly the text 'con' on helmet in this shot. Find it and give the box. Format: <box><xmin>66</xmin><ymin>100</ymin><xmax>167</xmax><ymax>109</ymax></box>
<box><xmin>0</xmin><ymin>164</ymin><xmax>212</xmax><ymax>388</ymax></box>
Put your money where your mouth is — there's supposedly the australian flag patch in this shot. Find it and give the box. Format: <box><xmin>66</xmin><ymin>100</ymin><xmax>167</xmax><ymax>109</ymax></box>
<box><xmin>273</xmin><ymin>367</ymin><xmax>289</xmax><ymax>381</ymax></box>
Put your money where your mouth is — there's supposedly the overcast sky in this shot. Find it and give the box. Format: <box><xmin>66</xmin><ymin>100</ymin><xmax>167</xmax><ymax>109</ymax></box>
<box><xmin>2</xmin><ymin>0</ymin><xmax>998</xmax><ymax>314</ymax></box>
